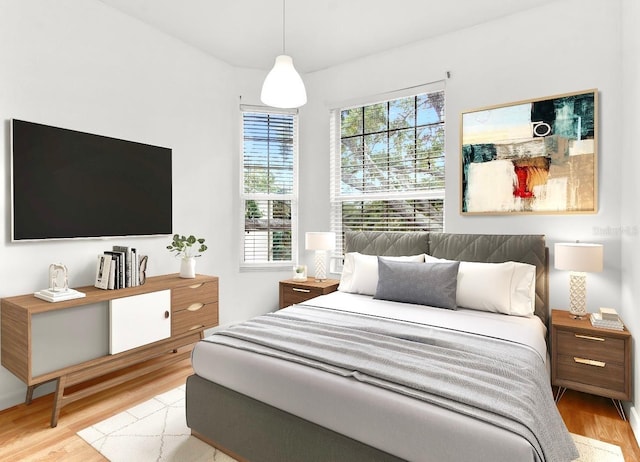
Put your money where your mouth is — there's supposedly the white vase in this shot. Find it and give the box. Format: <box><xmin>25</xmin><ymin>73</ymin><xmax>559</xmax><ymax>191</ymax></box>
<box><xmin>179</xmin><ymin>257</ymin><xmax>196</xmax><ymax>278</ymax></box>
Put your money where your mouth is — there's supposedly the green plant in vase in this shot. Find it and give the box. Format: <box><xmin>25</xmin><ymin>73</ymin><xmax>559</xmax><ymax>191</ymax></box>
<box><xmin>167</xmin><ymin>234</ymin><xmax>207</xmax><ymax>278</ymax></box>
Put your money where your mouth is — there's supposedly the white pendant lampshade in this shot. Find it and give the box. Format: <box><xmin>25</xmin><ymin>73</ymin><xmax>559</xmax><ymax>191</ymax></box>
<box><xmin>260</xmin><ymin>0</ymin><xmax>307</xmax><ymax>109</ymax></box>
<box><xmin>260</xmin><ymin>55</ymin><xmax>307</xmax><ymax>108</ymax></box>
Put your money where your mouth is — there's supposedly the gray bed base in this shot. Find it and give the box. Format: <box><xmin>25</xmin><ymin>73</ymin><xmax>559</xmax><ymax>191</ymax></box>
<box><xmin>186</xmin><ymin>374</ymin><xmax>403</xmax><ymax>462</ymax></box>
<box><xmin>186</xmin><ymin>232</ymin><xmax>549</xmax><ymax>461</ymax></box>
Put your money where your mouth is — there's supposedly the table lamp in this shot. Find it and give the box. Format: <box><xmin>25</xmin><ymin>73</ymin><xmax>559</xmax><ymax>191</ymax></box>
<box><xmin>554</xmin><ymin>242</ymin><xmax>603</xmax><ymax>319</ymax></box>
<box><xmin>305</xmin><ymin>232</ymin><xmax>336</xmax><ymax>281</ymax></box>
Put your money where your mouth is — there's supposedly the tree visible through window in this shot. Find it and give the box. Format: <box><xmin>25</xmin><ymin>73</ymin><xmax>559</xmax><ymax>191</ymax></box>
<box><xmin>330</xmin><ymin>89</ymin><xmax>445</xmax><ymax>253</ymax></box>
<box><xmin>241</xmin><ymin>108</ymin><xmax>297</xmax><ymax>267</ymax></box>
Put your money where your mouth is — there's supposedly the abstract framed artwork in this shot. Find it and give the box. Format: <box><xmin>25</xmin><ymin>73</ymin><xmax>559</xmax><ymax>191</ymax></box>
<box><xmin>460</xmin><ymin>89</ymin><xmax>597</xmax><ymax>214</ymax></box>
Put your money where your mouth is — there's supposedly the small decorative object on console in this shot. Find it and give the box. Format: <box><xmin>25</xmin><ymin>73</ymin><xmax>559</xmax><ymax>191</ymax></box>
<box><xmin>50</xmin><ymin>263</ymin><xmax>68</xmax><ymax>291</ymax></box>
<box><xmin>35</xmin><ymin>263</ymin><xmax>85</xmax><ymax>302</ymax></box>
<box><xmin>599</xmin><ymin>307</ymin><xmax>620</xmax><ymax>322</ymax></box>
<box><xmin>167</xmin><ymin>234</ymin><xmax>208</xmax><ymax>279</ymax></box>
<box><xmin>293</xmin><ymin>265</ymin><xmax>307</xmax><ymax>281</ymax></box>
<box><xmin>139</xmin><ymin>255</ymin><xmax>148</xmax><ymax>285</ymax></box>
<box><xmin>590</xmin><ymin>308</ymin><xmax>624</xmax><ymax>331</ymax></box>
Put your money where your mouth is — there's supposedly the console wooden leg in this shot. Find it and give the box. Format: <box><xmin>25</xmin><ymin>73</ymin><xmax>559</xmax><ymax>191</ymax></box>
<box><xmin>25</xmin><ymin>385</ymin><xmax>35</xmax><ymax>404</ymax></box>
<box><xmin>51</xmin><ymin>376</ymin><xmax>67</xmax><ymax>428</ymax></box>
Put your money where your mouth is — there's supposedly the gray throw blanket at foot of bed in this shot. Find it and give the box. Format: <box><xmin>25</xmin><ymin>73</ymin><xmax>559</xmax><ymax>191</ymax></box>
<box><xmin>205</xmin><ymin>305</ymin><xmax>579</xmax><ymax>462</ymax></box>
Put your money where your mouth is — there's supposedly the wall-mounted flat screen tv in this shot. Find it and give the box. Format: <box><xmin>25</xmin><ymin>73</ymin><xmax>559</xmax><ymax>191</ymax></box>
<box><xmin>11</xmin><ymin>119</ymin><xmax>173</xmax><ymax>241</ymax></box>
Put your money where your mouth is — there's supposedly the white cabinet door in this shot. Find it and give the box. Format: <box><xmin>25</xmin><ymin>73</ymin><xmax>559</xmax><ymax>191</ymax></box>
<box><xmin>109</xmin><ymin>290</ymin><xmax>171</xmax><ymax>354</ymax></box>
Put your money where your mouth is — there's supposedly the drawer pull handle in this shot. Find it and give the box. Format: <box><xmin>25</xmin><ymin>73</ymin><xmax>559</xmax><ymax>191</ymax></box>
<box><xmin>187</xmin><ymin>303</ymin><xmax>204</xmax><ymax>312</ymax></box>
<box><xmin>164</xmin><ymin>311</ymin><xmax>170</xmax><ymax>319</ymax></box>
<box><xmin>292</xmin><ymin>288</ymin><xmax>311</xmax><ymax>293</ymax></box>
<box><xmin>575</xmin><ymin>334</ymin><xmax>605</xmax><ymax>342</ymax></box>
<box><xmin>574</xmin><ymin>357</ymin><xmax>606</xmax><ymax>368</ymax></box>
<box><xmin>188</xmin><ymin>283</ymin><xmax>205</xmax><ymax>289</ymax></box>
<box><xmin>189</xmin><ymin>324</ymin><xmax>205</xmax><ymax>331</ymax></box>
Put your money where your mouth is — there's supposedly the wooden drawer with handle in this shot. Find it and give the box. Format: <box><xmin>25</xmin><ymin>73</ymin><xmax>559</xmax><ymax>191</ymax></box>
<box><xmin>279</xmin><ymin>279</ymin><xmax>339</xmax><ymax>309</ymax></box>
<box><xmin>555</xmin><ymin>330</ymin><xmax>625</xmax><ymax>364</ymax></box>
<box><xmin>172</xmin><ymin>302</ymin><xmax>218</xmax><ymax>336</ymax></box>
<box><xmin>555</xmin><ymin>354</ymin><xmax>626</xmax><ymax>396</ymax></box>
<box><xmin>171</xmin><ymin>280</ymin><xmax>219</xmax><ymax>313</ymax></box>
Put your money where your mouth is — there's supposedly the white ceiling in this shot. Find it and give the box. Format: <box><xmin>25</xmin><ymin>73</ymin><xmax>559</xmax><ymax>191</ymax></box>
<box><xmin>98</xmin><ymin>0</ymin><xmax>562</xmax><ymax>73</ymax></box>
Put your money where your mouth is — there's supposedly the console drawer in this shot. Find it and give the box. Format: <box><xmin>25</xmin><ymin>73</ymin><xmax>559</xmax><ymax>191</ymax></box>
<box><xmin>172</xmin><ymin>280</ymin><xmax>218</xmax><ymax>313</ymax></box>
<box><xmin>172</xmin><ymin>302</ymin><xmax>218</xmax><ymax>336</ymax></box>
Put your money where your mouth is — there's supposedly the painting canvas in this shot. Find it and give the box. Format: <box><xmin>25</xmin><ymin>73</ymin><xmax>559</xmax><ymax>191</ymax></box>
<box><xmin>461</xmin><ymin>89</ymin><xmax>597</xmax><ymax>214</ymax></box>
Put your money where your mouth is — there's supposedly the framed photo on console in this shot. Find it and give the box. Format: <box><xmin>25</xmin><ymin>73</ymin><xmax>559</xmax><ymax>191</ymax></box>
<box><xmin>460</xmin><ymin>89</ymin><xmax>597</xmax><ymax>215</ymax></box>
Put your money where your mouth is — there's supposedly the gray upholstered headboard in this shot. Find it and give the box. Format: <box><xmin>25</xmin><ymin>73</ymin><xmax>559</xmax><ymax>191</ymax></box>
<box><xmin>344</xmin><ymin>231</ymin><xmax>549</xmax><ymax>325</ymax></box>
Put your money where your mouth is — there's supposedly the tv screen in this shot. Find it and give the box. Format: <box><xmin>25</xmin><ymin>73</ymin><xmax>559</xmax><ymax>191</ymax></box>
<box><xmin>11</xmin><ymin>119</ymin><xmax>173</xmax><ymax>241</ymax></box>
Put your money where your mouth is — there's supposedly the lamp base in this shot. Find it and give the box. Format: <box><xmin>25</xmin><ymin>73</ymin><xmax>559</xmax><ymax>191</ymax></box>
<box><xmin>314</xmin><ymin>250</ymin><xmax>327</xmax><ymax>282</ymax></box>
<box><xmin>568</xmin><ymin>272</ymin><xmax>588</xmax><ymax>319</ymax></box>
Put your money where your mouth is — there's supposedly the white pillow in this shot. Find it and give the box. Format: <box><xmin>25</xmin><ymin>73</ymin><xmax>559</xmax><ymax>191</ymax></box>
<box><xmin>424</xmin><ymin>255</ymin><xmax>536</xmax><ymax>316</ymax></box>
<box><xmin>338</xmin><ymin>252</ymin><xmax>425</xmax><ymax>296</ymax></box>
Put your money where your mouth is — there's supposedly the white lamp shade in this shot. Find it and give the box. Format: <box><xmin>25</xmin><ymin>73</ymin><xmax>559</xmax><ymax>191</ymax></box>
<box><xmin>554</xmin><ymin>243</ymin><xmax>603</xmax><ymax>272</ymax></box>
<box><xmin>260</xmin><ymin>55</ymin><xmax>307</xmax><ymax>109</ymax></box>
<box><xmin>305</xmin><ymin>232</ymin><xmax>336</xmax><ymax>251</ymax></box>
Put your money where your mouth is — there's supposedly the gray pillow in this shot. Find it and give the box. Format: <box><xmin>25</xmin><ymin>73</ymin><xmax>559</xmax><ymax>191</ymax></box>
<box><xmin>374</xmin><ymin>258</ymin><xmax>460</xmax><ymax>310</ymax></box>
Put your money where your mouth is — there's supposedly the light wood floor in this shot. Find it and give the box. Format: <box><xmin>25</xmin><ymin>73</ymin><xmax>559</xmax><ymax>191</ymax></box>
<box><xmin>0</xmin><ymin>360</ymin><xmax>638</xmax><ymax>461</ymax></box>
<box><xmin>556</xmin><ymin>387</ymin><xmax>640</xmax><ymax>461</ymax></box>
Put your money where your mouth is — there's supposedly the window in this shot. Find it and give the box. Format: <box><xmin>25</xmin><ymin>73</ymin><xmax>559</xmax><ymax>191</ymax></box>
<box><xmin>241</xmin><ymin>106</ymin><xmax>298</xmax><ymax>268</ymax></box>
<box><xmin>330</xmin><ymin>86</ymin><xmax>445</xmax><ymax>253</ymax></box>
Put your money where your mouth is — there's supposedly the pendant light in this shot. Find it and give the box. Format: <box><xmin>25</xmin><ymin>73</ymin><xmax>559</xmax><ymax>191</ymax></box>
<box><xmin>260</xmin><ymin>0</ymin><xmax>307</xmax><ymax>108</ymax></box>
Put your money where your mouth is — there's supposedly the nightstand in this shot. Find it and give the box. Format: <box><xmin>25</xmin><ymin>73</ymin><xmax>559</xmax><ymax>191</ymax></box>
<box><xmin>279</xmin><ymin>278</ymin><xmax>340</xmax><ymax>309</ymax></box>
<box><xmin>551</xmin><ymin>309</ymin><xmax>632</xmax><ymax>420</ymax></box>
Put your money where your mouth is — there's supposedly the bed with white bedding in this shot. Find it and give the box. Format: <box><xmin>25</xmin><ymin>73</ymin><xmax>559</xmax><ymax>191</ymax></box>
<box><xmin>186</xmin><ymin>232</ymin><xmax>578</xmax><ymax>462</ymax></box>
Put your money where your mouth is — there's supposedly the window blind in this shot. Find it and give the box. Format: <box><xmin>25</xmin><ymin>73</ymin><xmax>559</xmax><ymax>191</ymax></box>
<box><xmin>241</xmin><ymin>108</ymin><xmax>298</xmax><ymax>267</ymax></box>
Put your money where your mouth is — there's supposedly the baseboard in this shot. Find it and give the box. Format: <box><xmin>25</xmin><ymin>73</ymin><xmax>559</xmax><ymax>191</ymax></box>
<box><xmin>0</xmin><ymin>389</ymin><xmax>26</xmax><ymax>413</ymax></box>
<box><xmin>0</xmin><ymin>381</ymin><xmax>57</xmax><ymax>413</ymax></box>
<box><xmin>629</xmin><ymin>404</ymin><xmax>640</xmax><ymax>448</ymax></box>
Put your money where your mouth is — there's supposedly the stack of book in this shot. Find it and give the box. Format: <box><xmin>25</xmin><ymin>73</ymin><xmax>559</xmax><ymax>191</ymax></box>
<box><xmin>34</xmin><ymin>288</ymin><xmax>86</xmax><ymax>302</ymax></box>
<box><xmin>590</xmin><ymin>307</ymin><xmax>624</xmax><ymax>331</ymax></box>
<box><xmin>94</xmin><ymin>246</ymin><xmax>146</xmax><ymax>290</ymax></box>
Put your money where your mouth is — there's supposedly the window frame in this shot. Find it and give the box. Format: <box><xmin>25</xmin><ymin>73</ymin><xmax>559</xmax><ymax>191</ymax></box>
<box><xmin>329</xmin><ymin>82</ymin><xmax>446</xmax><ymax>257</ymax></box>
<box><xmin>239</xmin><ymin>104</ymin><xmax>299</xmax><ymax>271</ymax></box>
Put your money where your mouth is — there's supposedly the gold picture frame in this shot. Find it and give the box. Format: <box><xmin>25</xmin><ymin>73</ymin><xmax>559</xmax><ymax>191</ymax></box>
<box><xmin>460</xmin><ymin>89</ymin><xmax>598</xmax><ymax>215</ymax></box>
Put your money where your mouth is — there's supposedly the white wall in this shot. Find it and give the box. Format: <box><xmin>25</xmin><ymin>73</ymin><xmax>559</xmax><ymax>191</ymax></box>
<box><xmin>621</xmin><ymin>0</ymin><xmax>640</xmax><ymax>440</ymax></box>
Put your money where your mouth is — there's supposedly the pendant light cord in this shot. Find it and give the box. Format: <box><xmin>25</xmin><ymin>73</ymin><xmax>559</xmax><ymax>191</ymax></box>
<box><xmin>282</xmin><ymin>0</ymin><xmax>286</xmax><ymax>54</ymax></box>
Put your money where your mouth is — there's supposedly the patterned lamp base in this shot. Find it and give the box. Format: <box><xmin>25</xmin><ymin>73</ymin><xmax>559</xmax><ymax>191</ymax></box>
<box><xmin>314</xmin><ymin>250</ymin><xmax>328</xmax><ymax>281</ymax></box>
<box><xmin>569</xmin><ymin>271</ymin><xmax>587</xmax><ymax>319</ymax></box>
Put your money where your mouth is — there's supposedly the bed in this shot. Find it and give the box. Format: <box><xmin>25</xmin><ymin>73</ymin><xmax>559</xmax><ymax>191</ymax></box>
<box><xmin>186</xmin><ymin>232</ymin><xmax>578</xmax><ymax>462</ymax></box>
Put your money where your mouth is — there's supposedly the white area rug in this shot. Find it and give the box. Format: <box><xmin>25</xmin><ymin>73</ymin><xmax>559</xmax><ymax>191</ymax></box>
<box><xmin>77</xmin><ymin>385</ymin><xmax>231</xmax><ymax>462</ymax></box>
<box><xmin>572</xmin><ymin>433</ymin><xmax>625</xmax><ymax>462</ymax></box>
<box><xmin>78</xmin><ymin>386</ymin><xmax>625</xmax><ymax>462</ymax></box>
